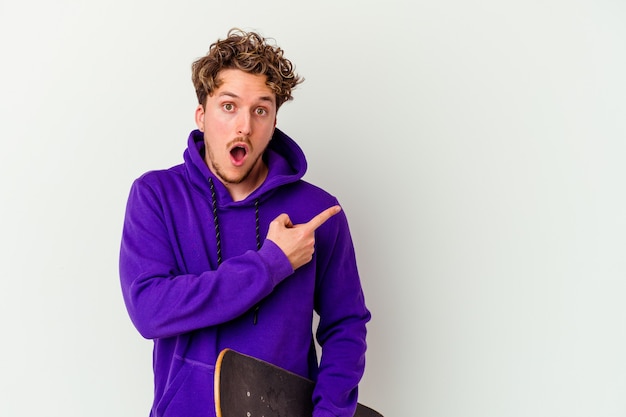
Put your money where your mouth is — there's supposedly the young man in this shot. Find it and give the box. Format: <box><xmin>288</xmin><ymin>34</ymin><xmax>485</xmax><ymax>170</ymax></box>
<box><xmin>119</xmin><ymin>29</ymin><xmax>370</xmax><ymax>417</ymax></box>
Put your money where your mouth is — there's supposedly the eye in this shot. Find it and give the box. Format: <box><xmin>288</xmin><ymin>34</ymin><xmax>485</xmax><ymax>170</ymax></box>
<box><xmin>255</xmin><ymin>107</ymin><xmax>267</xmax><ymax>116</ymax></box>
<box><xmin>223</xmin><ymin>103</ymin><xmax>235</xmax><ymax>112</ymax></box>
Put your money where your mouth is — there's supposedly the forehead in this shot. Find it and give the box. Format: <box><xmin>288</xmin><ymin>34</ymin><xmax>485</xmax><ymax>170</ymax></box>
<box><xmin>214</xmin><ymin>69</ymin><xmax>275</xmax><ymax>104</ymax></box>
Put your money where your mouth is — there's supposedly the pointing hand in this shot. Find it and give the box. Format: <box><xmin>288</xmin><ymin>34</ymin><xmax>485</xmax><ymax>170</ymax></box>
<box><xmin>266</xmin><ymin>205</ymin><xmax>341</xmax><ymax>270</ymax></box>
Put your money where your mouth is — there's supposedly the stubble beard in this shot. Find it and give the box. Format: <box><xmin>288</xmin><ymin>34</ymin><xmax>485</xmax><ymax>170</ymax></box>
<box><xmin>206</xmin><ymin>143</ymin><xmax>265</xmax><ymax>185</ymax></box>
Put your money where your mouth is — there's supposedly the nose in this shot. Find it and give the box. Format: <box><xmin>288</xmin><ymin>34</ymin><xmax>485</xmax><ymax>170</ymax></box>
<box><xmin>236</xmin><ymin>112</ymin><xmax>252</xmax><ymax>137</ymax></box>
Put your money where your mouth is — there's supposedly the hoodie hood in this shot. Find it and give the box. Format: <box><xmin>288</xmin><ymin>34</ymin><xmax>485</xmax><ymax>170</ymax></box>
<box><xmin>183</xmin><ymin>128</ymin><xmax>308</xmax><ymax>208</ymax></box>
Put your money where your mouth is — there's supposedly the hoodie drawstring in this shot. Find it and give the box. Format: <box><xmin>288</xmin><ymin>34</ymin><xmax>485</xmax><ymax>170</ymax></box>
<box><xmin>253</xmin><ymin>199</ymin><xmax>261</xmax><ymax>324</ymax></box>
<box><xmin>209</xmin><ymin>178</ymin><xmax>222</xmax><ymax>265</ymax></box>
<box><xmin>209</xmin><ymin>177</ymin><xmax>262</xmax><ymax>325</ymax></box>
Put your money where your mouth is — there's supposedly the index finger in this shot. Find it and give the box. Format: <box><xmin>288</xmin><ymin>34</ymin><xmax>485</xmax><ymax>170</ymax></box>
<box><xmin>306</xmin><ymin>205</ymin><xmax>342</xmax><ymax>231</ymax></box>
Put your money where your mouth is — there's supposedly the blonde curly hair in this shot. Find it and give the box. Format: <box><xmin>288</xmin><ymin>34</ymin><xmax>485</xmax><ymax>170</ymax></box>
<box><xmin>192</xmin><ymin>28</ymin><xmax>303</xmax><ymax>109</ymax></box>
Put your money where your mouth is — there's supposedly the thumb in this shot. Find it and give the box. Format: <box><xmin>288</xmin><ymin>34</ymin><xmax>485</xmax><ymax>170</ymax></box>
<box><xmin>273</xmin><ymin>213</ymin><xmax>293</xmax><ymax>228</ymax></box>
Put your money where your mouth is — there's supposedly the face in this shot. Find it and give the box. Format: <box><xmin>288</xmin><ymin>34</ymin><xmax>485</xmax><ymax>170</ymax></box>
<box><xmin>195</xmin><ymin>68</ymin><xmax>277</xmax><ymax>192</ymax></box>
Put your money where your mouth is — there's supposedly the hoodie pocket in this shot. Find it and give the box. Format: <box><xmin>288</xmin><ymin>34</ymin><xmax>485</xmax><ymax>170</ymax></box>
<box><xmin>155</xmin><ymin>356</ymin><xmax>216</xmax><ymax>417</ymax></box>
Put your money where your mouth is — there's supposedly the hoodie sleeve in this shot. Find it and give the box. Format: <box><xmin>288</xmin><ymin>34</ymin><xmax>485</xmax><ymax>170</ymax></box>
<box><xmin>119</xmin><ymin>177</ymin><xmax>293</xmax><ymax>340</ymax></box>
<box><xmin>312</xmin><ymin>207</ymin><xmax>371</xmax><ymax>417</ymax></box>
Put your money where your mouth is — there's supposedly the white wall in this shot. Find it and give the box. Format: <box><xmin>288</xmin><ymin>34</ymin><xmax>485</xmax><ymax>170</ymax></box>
<box><xmin>1</xmin><ymin>1</ymin><xmax>625</xmax><ymax>416</ymax></box>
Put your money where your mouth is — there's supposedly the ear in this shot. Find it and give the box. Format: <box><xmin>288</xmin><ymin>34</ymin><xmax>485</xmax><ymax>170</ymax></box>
<box><xmin>195</xmin><ymin>104</ymin><xmax>205</xmax><ymax>131</ymax></box>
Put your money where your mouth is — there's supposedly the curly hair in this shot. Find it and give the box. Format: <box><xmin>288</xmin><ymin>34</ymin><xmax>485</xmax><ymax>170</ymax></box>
<box><xmin>191</xmin><ymin>28</ymin><xmax>303</xmax><ymax>109</ymax></box>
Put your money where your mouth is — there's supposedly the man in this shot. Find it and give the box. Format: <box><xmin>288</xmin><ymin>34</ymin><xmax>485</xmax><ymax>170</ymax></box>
<box><xmin>119</xmin><ymin>28</ymin><xmax>370</xmax><ymax>417</ymax></box>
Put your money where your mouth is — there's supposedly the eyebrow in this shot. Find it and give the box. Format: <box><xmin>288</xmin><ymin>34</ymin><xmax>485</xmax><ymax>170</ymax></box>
<box><xmin>218</xmin><ymin>91</ymin><xmax>275</xmax><ymax>104</ymax></box>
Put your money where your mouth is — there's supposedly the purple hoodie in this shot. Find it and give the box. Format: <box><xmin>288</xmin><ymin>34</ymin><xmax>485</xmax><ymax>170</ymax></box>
<box><xmin>120</xmin><ymin>128</ymin><xmax>370</xmax><ymax>417</ymax></box>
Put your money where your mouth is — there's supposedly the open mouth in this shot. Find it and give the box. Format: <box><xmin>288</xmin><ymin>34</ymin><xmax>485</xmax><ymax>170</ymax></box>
<box><xmin>229</xmin><ymin>144</ymin><xmax>249</xmax><ymax>166</ymax></box>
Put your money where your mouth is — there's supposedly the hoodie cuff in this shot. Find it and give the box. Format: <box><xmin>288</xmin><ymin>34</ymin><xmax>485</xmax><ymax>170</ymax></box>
<box><xmin>257</xmin><ymin>239</ymin><xmax>294</xmax><ymax>286</ymax></box>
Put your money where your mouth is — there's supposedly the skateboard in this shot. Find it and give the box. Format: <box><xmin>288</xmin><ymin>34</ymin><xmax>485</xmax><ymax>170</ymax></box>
<box><xmin>215</xmin><ymin>348</ymin><xmax>383</xmax><ymax>417</ymax></box>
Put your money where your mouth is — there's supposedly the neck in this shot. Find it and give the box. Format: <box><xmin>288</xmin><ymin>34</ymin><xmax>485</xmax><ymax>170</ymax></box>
<box><xmin>225</xmin><ymin>162</ymin><xmax>268</xmax><ymax>202</ymax></box>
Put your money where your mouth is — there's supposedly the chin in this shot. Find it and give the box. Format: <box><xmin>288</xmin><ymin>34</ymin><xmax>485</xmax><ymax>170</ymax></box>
<box><xmin>219</xmin><ymin>169</ymin><xmax>250</xmax><ymax>185</ymax></box>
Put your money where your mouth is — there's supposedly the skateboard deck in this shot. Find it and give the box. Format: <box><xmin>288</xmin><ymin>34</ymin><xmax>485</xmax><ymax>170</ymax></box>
<box><xmin>215</xmin><ymin>348</ymin><xmax>383</xmax><ymax>417</ymax></box>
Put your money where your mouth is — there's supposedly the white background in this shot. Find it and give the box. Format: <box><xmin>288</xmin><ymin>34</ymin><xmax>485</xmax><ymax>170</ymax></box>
<box><xmin>1</xmin><ymin>1</ymin><xmax>625</xmax><ymax>416</ymax></box>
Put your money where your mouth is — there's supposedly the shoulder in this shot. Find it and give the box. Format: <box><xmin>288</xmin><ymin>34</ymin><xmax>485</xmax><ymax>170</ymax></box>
<box><xmin>132</xmin><ymin>164</ymin><xmax>186</xmax><ymax>191</ymax></box>
<box><xmin>286</xmin><ymin>179</ymin><xmax>338</xmax><ymax>203</ymax></box>
<box><xmin>136</xmin><ymin>163</ymin><xmax>184</xmax><ymax>184</ymax></box>
<box><xmin>126</xmin><ymin>164</ymin><xmax>190</xmax><ymax>207</ymax></box>
<box><xmin>272</xmin><ymin>180</ymin><xmax>348</xmax><ymax>231</ymax></box>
